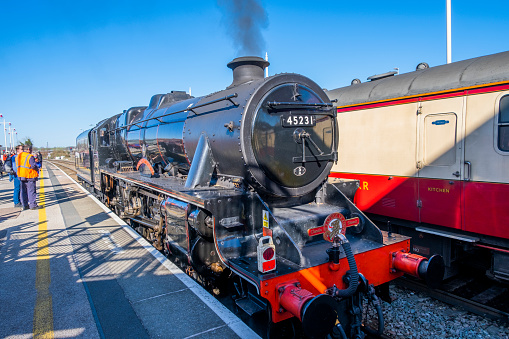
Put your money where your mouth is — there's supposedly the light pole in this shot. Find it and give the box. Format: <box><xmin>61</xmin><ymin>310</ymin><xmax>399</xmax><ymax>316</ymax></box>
<box><xmin>11</xmin><ymin>128</ymin><xmax>16</xmax><ymax>150</ymax></box>
<box><xmin>446</xmin><ymin>0</ymin><xmax>452</xmax><ymax>64</ymax></box>
<box><xmin>8</xmin><ymin>123</ymin><xmax>12</xmax><ymax>150</ymax></box>
<box><xmin>0</xmin><ymin>114</ymin><xmax>6</xmax><ymax>153</ymax></box>
<box><xmin>0</xmin><ymin>116</ymin><xmax>14</xmax><ymax>153</ymax></box>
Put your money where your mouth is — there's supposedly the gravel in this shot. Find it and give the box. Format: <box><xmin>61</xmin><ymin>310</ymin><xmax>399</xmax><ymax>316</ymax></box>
<box><xmin>365</xmin><ymin>284</ymin><xmax>509</xmax><ymax>339</ymax></box>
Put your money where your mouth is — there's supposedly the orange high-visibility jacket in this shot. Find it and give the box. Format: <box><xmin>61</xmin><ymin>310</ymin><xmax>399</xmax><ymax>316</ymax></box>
<box><xmin>16</xmin><ymin>152</ymin><xmax>38</xmax><ymax>179</ymax></box>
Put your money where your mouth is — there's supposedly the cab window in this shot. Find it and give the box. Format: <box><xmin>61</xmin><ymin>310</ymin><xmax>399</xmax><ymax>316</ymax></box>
<box><xmin>498</xmin><ymin>95</ymin><xmax>509</xmax><ymax>152</ymax></box>
<box><xmin>100</xmin><ymin>127</ymin><xmax>110</xmax><ymax>147</ymax></box>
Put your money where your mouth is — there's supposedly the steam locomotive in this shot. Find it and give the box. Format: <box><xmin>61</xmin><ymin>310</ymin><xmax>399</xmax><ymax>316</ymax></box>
<box><xmin>76</xmin><ymin>57</ymin><xmax>442</xmax><ymax>338</ymax></box>
<box><xmin>326</xmin><ymin>51</ymin><xmax>509</xmax><ymax>283</ymax></box>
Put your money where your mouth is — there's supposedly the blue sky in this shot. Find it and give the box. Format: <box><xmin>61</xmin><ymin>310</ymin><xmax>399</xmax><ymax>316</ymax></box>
<box><xmin>1</xmin><ymin>0</ymin><xmax>509</xmax><ymax>148</ymax></box>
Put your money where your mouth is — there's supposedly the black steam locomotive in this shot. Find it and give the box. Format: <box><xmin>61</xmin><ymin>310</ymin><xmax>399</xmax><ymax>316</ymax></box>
<box><xmin>76</xmin><ymin>57</ymin><xmax>442</xmax><ymax>338</ymax></box>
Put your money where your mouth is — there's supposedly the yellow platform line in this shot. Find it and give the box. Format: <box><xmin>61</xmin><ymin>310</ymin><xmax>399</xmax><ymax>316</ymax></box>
<box><xmin>33</xmin><ymin>168</ymin><xmax>54</xmax><ymax>339</ymax></box>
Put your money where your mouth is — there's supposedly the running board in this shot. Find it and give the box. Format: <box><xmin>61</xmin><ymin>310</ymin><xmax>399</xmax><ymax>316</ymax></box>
<box><xmin>415</xmin><ymin>226</ymin><xmax>479</xmax><ymax>243</ymax></box>
<box><xmin>235</xmin><ymin>293</ymin><xmax>265</xmax><ymax>316</ymax></box>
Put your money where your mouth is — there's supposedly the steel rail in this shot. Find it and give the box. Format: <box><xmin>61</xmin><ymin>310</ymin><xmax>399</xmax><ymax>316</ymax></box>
<box><xmin>395</xmin><ymin>276</ymin><xmax>509</xmax><ymax>323</ymax></box>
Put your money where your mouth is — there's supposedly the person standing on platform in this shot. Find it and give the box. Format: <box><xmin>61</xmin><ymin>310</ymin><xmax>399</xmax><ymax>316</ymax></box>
<box><xmin>8</xmin><ymin>146</ymin><xmax>22</xmax><ymax>207</ymax></box>
<box><xmin>34</xmin><ymin>151</ymin><xmax>43</xmax><ymax>169</ymax></box>
<box><xmin>0</xmin><ymin>151</ymin><xmax>8</xmax><ymax>178</ymax></box>
<box><xmin>16</xmin><ymin>145</ymin><xmax>40</xmax><ymax>210</ymax></box>
<box><xmin>0</xmin><ymin>156</ymin><xmax>4</xmax><ymax>179</ymax></box>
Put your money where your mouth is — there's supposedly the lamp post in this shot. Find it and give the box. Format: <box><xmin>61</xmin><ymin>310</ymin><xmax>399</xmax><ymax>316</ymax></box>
<box><xmin>446</xmin><ymin>0</ymin><xmax>452</xmax><ymax>64</ymax></box>
<box><xmin>8</xmin><ymin>123</ymin><xmax>12</xmax><ymax>150</ymax></box>
<box><xmin>0</xmin><ymin>116</ymin><xmax>14</xmax><ymax>153</ymax></box>
<box><xmin>11</xmin><ymin>128</ymin><xmax>16</xmax><ymax>151</ymax></box>
<box><xmin>0</xmin><ymin>114</ymin><xmax>6</xmax><ymax>153</ymax></box>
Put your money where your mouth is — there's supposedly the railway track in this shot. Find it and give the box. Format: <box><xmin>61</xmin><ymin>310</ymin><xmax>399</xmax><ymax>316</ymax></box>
<box><xmin>46</xmin><ymin>159</ymin><xmax>78</xmax><ymax>179</ymax></box>
<box><xmin>49</xmin><ymin>160</ymin><xmax>509</xmax><ymax>336</ymax></box>
<box><xmin>396</xmin><ymin>275</ymin><xmax>509</xmax><ymax>323</ymax></box>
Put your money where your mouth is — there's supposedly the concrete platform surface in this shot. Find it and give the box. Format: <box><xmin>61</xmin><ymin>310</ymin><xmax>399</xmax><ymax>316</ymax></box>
<box><xmin>0</xmin><ymin>164</ymin><xmax>259</xmax><ymax>339</ymax></box>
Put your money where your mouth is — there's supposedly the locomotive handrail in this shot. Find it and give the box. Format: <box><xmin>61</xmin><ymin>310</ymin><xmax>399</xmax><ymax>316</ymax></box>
<box><xmin>276</xmin><ymin>102</ymin><xmax>337</xmax><ymax>163</ymax></box>
<box><xmin>188</xmin><ymin>93</ymin><xmax>239</xmax><ymax>115</ymax></box>
<box><xmin>109</xmin><ymin>93</ymin><xmax>239</xmax><ymax>133</ymax></box>
<box><xmin>267</xmin><ymin>101</ymin><xmax>334</xmax><ymax>110</ymax></box>
<box><xmin>293</xmin><ymin>152</ymin><xmax>336</xmax><ymax>163</ymax></box>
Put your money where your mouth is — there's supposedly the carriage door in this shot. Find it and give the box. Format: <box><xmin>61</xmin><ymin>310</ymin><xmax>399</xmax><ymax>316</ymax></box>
<box><xmin>463</xmin><ymin>91</ymin><xmax>509</xmax><ymax>239</ymax></box>
<box><xmin>417</xmin><ymin>97</ymin><xmax>464</xmax><ymax>229</ymax></box>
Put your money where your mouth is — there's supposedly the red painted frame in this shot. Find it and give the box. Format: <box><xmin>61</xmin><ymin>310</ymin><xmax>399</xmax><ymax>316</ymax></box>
<box><xmin>258</xmin><ymin>240</ymin><xmax>409</xmax><ymax>323</ymax></box>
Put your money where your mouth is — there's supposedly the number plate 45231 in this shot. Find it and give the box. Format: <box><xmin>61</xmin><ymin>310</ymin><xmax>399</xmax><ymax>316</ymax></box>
<box><xmin>281</xmin><ymin>114</ymin><xmax>316</xmax><ymax>127</ymax></box>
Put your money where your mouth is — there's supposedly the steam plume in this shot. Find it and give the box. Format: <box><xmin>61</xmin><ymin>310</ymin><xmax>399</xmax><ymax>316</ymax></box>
<box><xmin>217</xmin><ymin>0</ymin><xmax>268</xmax><ymax>57</ymax></box>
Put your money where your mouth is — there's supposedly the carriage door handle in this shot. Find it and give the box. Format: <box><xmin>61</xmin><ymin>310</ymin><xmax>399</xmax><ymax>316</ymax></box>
<box><xmin>464</xmin><ymin>161</ymin><xmax>471</xmax><ymax>181</ymax></box>
<box><xmin>452</xmin><ymin>171</ymin><xmax>460</xmax><ymax>177</ymax></box>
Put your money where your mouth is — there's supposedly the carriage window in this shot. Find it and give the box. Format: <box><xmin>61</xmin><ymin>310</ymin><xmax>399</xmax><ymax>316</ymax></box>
<box><xmin>498</xmin><ymin>95</ymin><xmax>509</xmax><ymax>152</ymax></box>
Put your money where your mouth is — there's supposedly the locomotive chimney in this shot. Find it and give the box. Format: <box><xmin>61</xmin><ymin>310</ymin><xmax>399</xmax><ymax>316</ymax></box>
<box><xmin>227</xmin><ymin>56</ymin><xmax>269</xmax><ymax>88</ymax></box>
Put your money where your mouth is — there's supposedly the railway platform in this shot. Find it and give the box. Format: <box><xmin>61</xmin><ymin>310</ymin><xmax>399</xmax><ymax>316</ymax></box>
<box><xmin>0</xmin><ymin>163</ymin><xmax>259</xmax><ymax>339</ymax></box>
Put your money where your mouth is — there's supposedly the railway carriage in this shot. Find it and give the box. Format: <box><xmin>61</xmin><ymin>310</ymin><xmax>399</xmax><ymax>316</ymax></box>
<box><xmin>76</xmin><ymin>57</ymin><xmax>441</xmax><ymax>338</ymax></box>
<box><xmin>326</xmin><ymin>51</ymin><xmax>509</xmax><ymax>282</ymax></box>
